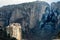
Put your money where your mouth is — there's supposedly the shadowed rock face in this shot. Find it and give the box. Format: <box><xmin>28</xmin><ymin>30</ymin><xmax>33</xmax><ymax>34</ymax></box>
<box><xmin>0</xmin><ymin>1</ymin><xmax>60</xmax><ymax>40</ymax></box>
<box><xmin>51</xmin><ymin>2</ymin><xmax>60</xmax><ymax>38</ymax></box>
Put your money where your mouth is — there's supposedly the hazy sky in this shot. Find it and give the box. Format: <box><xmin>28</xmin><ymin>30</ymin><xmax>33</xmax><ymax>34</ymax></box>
<box><xmin>0</xmin><ymin>0</ymin><xmax>60</xmax><ymax>7</ymax></box>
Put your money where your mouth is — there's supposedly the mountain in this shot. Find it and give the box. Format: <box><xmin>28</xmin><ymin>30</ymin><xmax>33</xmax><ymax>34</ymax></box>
<box><xmin>0</xmin><ymin>1</ymin><xmax>60</xmax><ymax>40</ymax></box>
<box><xmin>0</xmin><ymin>1</ymin><xmax>49</xmax><ymax>29</ymax></box>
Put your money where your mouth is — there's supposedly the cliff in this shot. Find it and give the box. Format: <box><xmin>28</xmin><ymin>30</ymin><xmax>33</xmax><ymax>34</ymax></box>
<box><xmin>0</xmin><ymin>1</ymin><xmax>60</xmax><ymax>40</ymax></box>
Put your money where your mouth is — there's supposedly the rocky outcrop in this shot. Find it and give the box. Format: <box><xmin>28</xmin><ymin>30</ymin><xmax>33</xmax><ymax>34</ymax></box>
<box><xmin>6</xmin><ymin>23</ymin><xmax>22</xmax><ymax>40</ymax></box>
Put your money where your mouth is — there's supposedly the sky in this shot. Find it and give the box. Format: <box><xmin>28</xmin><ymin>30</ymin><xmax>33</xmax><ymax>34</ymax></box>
<box><xmin>0</xmin><ymin>0</ymin><xmax>60</xmax><ymax>7</ymax></box>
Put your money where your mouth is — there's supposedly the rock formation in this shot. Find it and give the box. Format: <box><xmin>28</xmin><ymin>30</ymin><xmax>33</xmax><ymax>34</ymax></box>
<box><xmin>0</xmin><ymin>1</ymin><xmax>60</xmax><ymax>40</ymax></box>
<box><xmin>6</xmin><ymin>23</ymin><xmax>22</xmax><ymax>40</ymax></box>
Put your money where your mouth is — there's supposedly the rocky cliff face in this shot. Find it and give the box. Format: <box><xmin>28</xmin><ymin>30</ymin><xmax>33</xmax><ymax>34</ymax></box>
<box><xmin>51</xmin><ymin>1</ymin><xmax>60</xmax><ymax>36</ymax></box>
<box><xmin>0</xmin><ymin>1</ymin><xmax>49</xmax><ymax>29</ymax></box>
<box><xmin>0</xmin><ymin>1</ymin><xmax>60</xmax><ymax>40</ymax></box>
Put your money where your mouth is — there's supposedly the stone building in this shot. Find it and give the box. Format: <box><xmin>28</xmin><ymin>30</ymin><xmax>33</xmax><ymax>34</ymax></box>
<box><xmin>6</xmin><ymin>23</ymin><xmax>22</xmax><ymax>40</ymax></box>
